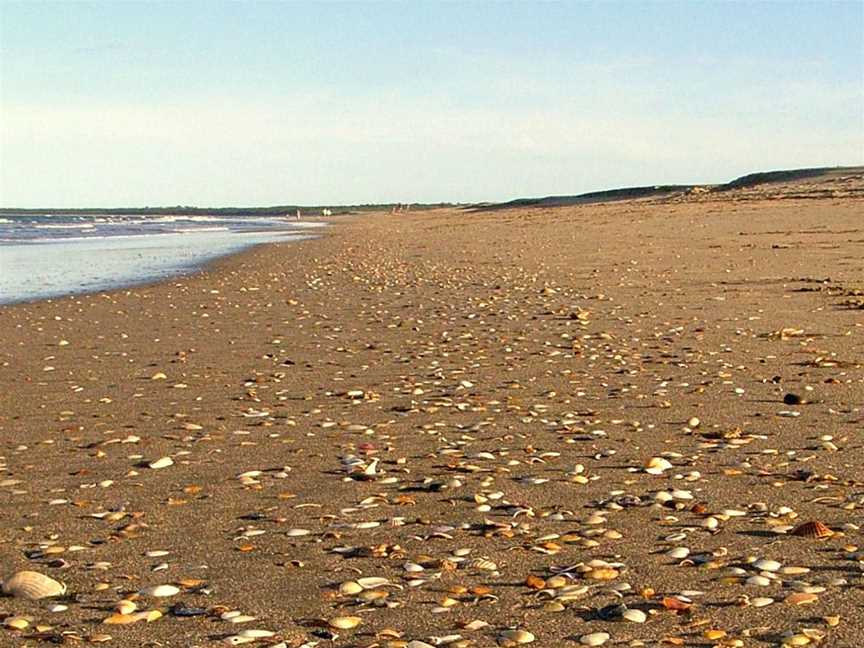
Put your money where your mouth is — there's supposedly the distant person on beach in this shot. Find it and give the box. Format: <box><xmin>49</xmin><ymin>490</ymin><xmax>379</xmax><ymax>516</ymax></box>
<box><xmin>296</xmin><ymin>209</ymin><xmax>301</xmax><ymax>221</ymax></box>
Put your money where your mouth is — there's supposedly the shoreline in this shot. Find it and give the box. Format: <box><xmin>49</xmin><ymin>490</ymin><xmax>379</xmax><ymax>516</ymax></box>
<box><xmin>0</xmin><ymin>188</ymin><xmax>862</xmax><ymax>646</ymax></box>
<box><xmin>0</xmin><ymin>216</ymin><xmax>339</xmax><ymax>308</ymax></box>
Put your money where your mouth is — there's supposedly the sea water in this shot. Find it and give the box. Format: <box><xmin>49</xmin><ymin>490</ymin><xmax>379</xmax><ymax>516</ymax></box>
<box><xmin>0</xmin><ymin>213</ymin><xmax>324</xmax><ymax>304</ymax></box>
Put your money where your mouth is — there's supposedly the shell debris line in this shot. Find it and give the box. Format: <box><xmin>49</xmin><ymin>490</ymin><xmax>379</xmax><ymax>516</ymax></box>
<box><xmin>1</xmin><ymin>176</ymin><xmax>863</xmax><ymax>646</ymax></box>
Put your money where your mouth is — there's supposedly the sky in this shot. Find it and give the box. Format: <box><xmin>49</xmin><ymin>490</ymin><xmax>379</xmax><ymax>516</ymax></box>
<box><xmin>0</xmin><ymin>1</ymin><xmax>862</xmax><ymax>207</ymax></box>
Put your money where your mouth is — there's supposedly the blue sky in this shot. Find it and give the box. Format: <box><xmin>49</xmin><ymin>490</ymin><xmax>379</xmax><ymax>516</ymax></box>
<box><xmin>1</xmin><ymin>1</ymin><xmax>862</xmax><ymax>207</ymax></box>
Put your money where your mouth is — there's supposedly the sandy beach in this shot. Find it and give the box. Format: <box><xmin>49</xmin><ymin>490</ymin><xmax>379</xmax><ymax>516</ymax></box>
<box><xmin>1</xmin><ymin>175</ymin><xmax>863</xmax><ymax>647</ymax></box>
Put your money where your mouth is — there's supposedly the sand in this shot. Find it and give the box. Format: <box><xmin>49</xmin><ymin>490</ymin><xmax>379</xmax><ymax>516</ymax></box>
<box><xmin>0</xmin><ymin>175</ymin><xmax>862</xmax><ymax>647</ymax></box>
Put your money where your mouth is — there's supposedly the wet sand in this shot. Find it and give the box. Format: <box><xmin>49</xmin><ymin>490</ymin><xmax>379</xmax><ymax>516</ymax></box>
<box><xmin>1</xmin><ymin>176</ymin><xmax>863</xmax><ymax>647</ymax></box>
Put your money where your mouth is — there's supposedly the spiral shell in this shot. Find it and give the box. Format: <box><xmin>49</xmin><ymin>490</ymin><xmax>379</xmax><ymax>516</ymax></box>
<box><xmin>2</xmin><ymin>571</ymin><xmax>66</xmax><ymax>600</ymax></box>
<box><xmin>791</xmin><ymin>520</ymin><xmax>833</xmax><ymax>539</ymax></box>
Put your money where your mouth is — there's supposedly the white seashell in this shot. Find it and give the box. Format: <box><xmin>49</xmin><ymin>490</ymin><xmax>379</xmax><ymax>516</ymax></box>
<box><xmin>722</xmin><ymin>508</ymin><xmax>746</xmax><ymax>517</ymax></box>
<box><xmin>356</xmin><ymin>577</ymin><xmax>390</xmax><ymax>589</ymax></box>
<box><xmin>753</xmin><ymin>558</ymin><xmax>781</xmax><ymax>572</ymax></box>
<box><xmin>644</xmin><ymin>457</ymin><xmax>672</xmax><ymax>474</ymax></box>
<box><xmin>148</xmin><ymin>456</ymin><xmax>173</xmax><ymax>469</ymax></box>
<box><xmin>667</xmin><ymin>547</ymin><xmax>690</xmax><ymax>559</ymax></box>
<box><xmin>622</xmin><ymin>609</ymin><xmax>646</xmax><ymax>623</ymax></box>
<box><xmin>238</xmin><ymin>630</ymin><xmax>275</xmax><ymax>638</ymax></box>
<box><xmin>285</xmin><ymin>528</ymin><xmax>310</xmax><ymax>537</ymax></box>
<box><xmin>580</xmin><ymin>632</ymin><xmax>610</xmax><ymax>646</ymax></box>
<box><xmin>746</xmin><ymin>575</ymin><xmax>771</xmax><ymax>587</ymax></box>
<box><xmin>2</xmin><ymin>571</ymin><xmax>66</xmax><ymax>599</ymax></box>
<box><xmin>751</xmin><ymin>597</ymin><xmax>774</xmax><ymax>607</ymax></box>
<box><xmin>139</xmin><ymin>584</ymin><xmax>180</xmax><ymax>597</ymax></box>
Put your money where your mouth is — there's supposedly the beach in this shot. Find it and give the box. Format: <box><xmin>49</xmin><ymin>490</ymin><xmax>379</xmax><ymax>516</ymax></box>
<box><xmin>0</xmin><ymin>177</ymin><xmax>862</xmax><ymax>647</ymax></box>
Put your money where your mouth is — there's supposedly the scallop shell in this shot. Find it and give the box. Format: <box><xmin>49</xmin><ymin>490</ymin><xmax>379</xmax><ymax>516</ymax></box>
<box><xmin>791</xmin><ymin>520</ymin><xmax>833</xmax><ymax>539</ymax></box>
<box><xmin>2</xmin><ymin>571</ymin><xmax>66</xmax><ymax>600</ymax></box>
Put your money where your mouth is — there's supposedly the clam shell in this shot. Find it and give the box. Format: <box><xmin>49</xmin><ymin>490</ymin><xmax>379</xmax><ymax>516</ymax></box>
<box><xmin>329</xmin><ymin>615</ymin><xmax>362</xmax><ymax>629</ymax></box>
<box><xmin>501</xmin><ymin>629</ymin><xmax>535</xmax><ymax>644</ymax></box>
<box><xmin>2</xmin><ymin>571</ymin><xmax>66</xmax><ymax>600</ymax></box>
<box><xmin>791</xmin><ymin>520</ymin><xmax>833</xmax><ymax>539</ymax></box>
<box><xmin>140</xmin><ymin>584</ymin><xmax>180</xmax><ymax>597</ymax></box>
<box><xmin>580</xmin><ymin>632</ymin><xmax>610</xmax><ymax>646</ymax></box>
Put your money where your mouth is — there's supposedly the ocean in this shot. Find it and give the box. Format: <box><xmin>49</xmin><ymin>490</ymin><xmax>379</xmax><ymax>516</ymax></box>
<box><xmin>0</xmin><ymin>213</ymin><xmax>324</xmax><ymax>304</ymax></box>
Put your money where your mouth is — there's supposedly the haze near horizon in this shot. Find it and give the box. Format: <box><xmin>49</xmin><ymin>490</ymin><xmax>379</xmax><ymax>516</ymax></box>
<box><xmin>1</xmin><ymin>1</ymin><xmax>862</xmax><ymax>208</ymax></box>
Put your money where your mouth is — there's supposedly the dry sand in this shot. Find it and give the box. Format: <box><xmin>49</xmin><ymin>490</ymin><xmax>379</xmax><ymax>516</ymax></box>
<box><xmin>0</xmin><ymin>175</ymin><xmax>862</xmax><ymax>647</ymax></box>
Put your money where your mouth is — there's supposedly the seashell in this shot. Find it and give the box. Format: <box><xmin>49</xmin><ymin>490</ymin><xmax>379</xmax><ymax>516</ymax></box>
<box><xmin>465</xmin><ymin>558</ymin><xmax>498</xmax><ymax>571</ymax></box>
<box><xmin>463</xmin><ymin>619</ymin><xmax>490</xmax><ymax>631</ymax></box>
<box><xmin>115</xmin><ymin>600</ymin><xmax>137</xmax><ymax>614</ymax></box>
<box><xmin>103</xmin><ymin>613</ymin><xmax>141</xmax><ymax>625</ymax></box>
<box><xmin>753</xmin><ymin>558</ymin><xmax>781</xmax><ymax>572</ymax></box>
<box><xmin>140</xmin><ymin>584</ymin><xmax>180</xmax><ymax>597</ymax></box>
<box><xmin>2</xmin><ymin>571</ymin><xmax>67</xmax><ymax>599</ymax></box>
<box><xmin>140</xmin><ymin>609</ymin><xmax>162</xmax><ymax>622</ymax></box>
<box><xmin>356</xmin><ymin>576</ymin><xmax>391</xmax><ymax>589</ymax></box>
<box><xmin>238</xmin><ymin>630</ymin><xmax>275</xmax><ymax>638</ymax></box>
<box><xmin>580</xmin><ymin>632</ymin><xmax>610</xmax><ymax>646</ymax></box>
<box><xmin>148</xmin><ymin>456</ymin><xmax>173</xmax><ymax>469</ymax></box>
<box><xmin>643</xmin><ymin>457</ymin><xmax>672</xmax><ymax>474</ymax></box>
<box><xmin>784</xmin><ymin>592</ymin><xmax>819</xmax><ymax>605</ymax></box>
<box><xmin>790</xmin><ymin>520</ymin><xmax>833</xmax><ymax>539</ymax></box>
<box><xmin>501</xmin><ymin>629</ymin><xmax>535</xmax><ymax>644</ymax></box>
<box><xmin>329</xmin><ymin>615</ymin><xmax>362</xmax><ymax>629</ymax></box>
<box><xmin>339</xmin><ymin>580</ymin><xmax>363</xmax><ymax>595</ymax></box>
<box><xmin>622</xmin><ymin>608</ymin><xmax>646</xmax><ymax>623</ymax></box>
<box><xmin>585</xmin><ymin>567</ymin><xmax>619</xmax><ymax>580</ymax></box>
<box><xmin>746</xmin><ymin>575</ymin><xmax>771</xmax><ymax>586</ymax></box>
<box><xmin>4</xmin><ymin>616</ymin><xmax>30</xmax><ymax>630</ymax></box>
